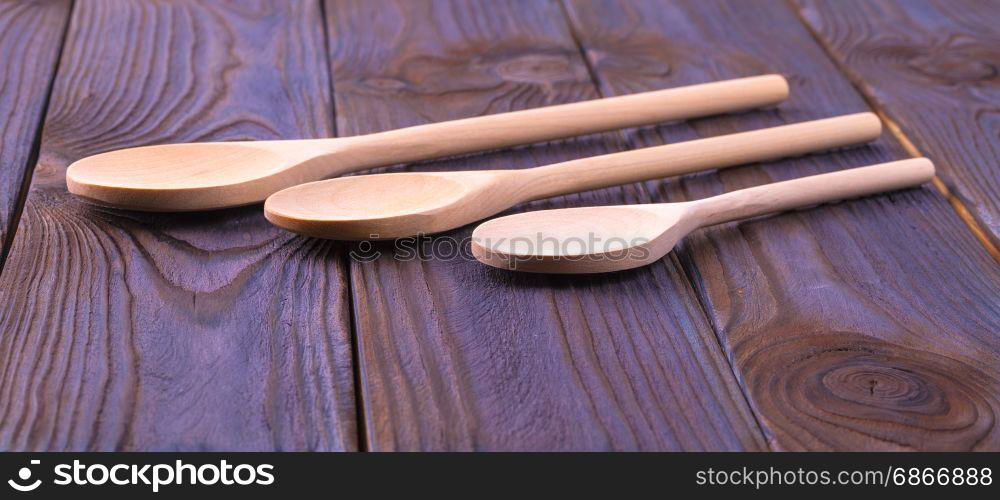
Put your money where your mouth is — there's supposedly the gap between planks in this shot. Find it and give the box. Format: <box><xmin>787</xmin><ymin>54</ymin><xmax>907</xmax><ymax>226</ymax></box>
<box><xmin>316</xmin><ymin>0</ymin><xmax>368</xmax><ymax>452</ymax></box>
<box><xmin>0</xmin><ymin>0</ymin><xmax>75</xmax><ymax>278</ymax></box>
<box><xmin>785</xmin><ymin>0</ymin><xmax>1000</xmax><ymax>264</ymax></box>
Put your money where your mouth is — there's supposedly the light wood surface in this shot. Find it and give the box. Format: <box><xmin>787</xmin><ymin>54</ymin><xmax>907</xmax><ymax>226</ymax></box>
<box><xmin>264</xmin><ymin>113</ymin><xmax>881</xmax><ymax>239</ymax></box>
<box><xmin>64</xmin><ymin>75</ymin><xmax>788</xmax><ymax>211</ymax></box>
<box><xmin>472</xmin><ymin>158</ymin><xmax>935</xmax><ymax>273</ymax></box>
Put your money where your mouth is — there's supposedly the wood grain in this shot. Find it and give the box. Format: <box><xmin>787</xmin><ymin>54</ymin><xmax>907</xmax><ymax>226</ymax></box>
<box><xmin>564</xmin><ymin>0</ymin><xmax>1000</xmax><ymax>450</ymax></box>
<box><xmin>325</xmin><ymin>0</ymin><xmax>766</xmax><ymax>451</ymax></box>
<box><xmin>794</xmin><ymin>0</ymin><xmax>1000</xmax><ymax>247</ymax></box>
<box><xmin>0</xmin><ymin>0</ymin><xmax>69</xmax><ymax>267</ymax></box>
<box><xmin>0</xmin><ymin>0</ymin><xmax>356</xmax><ymax>451</ymax></box>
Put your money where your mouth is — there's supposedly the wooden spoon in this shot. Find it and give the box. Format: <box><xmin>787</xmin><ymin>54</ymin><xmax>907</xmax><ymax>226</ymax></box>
<box><xmin>65</xmin><ymin>75</ymin><xmax>788</xmax><ymax>211</ymax></box>
<box><xmin>264</xmin><ymin>113</ymin><xmax>882</xmax><ymax>239</ymax></box>
<box><xmin>471</xmin><ymin>158</ymin><xmax>934</xmax><ymax>273</ymax></box>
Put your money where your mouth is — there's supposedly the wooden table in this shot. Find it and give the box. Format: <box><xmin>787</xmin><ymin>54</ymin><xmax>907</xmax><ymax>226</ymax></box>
<box><xmin>1</xmin><ymin>0</ymin><xmax>997</xmax><ymax>451</ymax></box>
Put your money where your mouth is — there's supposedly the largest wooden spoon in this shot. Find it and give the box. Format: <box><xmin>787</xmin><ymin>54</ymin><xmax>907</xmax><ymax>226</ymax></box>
<box><xmin>66</xmin><ymin>75</ymin><xmax>788</xmax><ymax>211</ymax></box>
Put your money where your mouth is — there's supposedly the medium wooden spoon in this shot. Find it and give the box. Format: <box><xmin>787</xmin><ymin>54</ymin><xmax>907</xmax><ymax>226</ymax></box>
<box><xmin>471</xmin><ymin>158</ymin><xmax>934</xmax><ymax>274</ymax></box>
<box><xmin>264</xmin><ymin>113</ymin><xmax>882</xmax><ymax>239</ymax></box>
<box><xmin>66</xmin><ymin>75</ymin><xmax>788</xmax><ymax>211</ymax></box>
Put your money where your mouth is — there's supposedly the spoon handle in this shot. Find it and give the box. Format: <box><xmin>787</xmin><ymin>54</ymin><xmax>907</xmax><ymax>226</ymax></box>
<box><xmin>519</xmin><ymin>113</ymin><xmax>882</xmax><ymax>200</ymax></box>
<box><xmin>337</xmin><ymin>75</ymin><xmax>787</xmax><ymax>169</ymax></box>
<box><xmin>689</xmin><ymin>158</ymin><xmax>935</xmax><ymax>227</ymax></box>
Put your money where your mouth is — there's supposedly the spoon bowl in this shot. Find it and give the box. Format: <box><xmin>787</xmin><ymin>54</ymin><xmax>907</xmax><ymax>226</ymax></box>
<box><xmin>264</xmin><ymin>171</ymin><xmax>519</xmax><ymax>240</ymax></box>
<box><xmin>66</xmin><ymin>141</ymin><xmax>324</xmax><ymax>211</ymax></box>
<box><xmin>471</xmin><ymin>205</ymin><xmax>695</xmax><ymax>273</ymax></box>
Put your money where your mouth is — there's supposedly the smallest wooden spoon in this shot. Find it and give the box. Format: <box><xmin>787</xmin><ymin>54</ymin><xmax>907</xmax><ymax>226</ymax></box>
<box><xmin>471</xmin><ymin>158</ymin><xmax>934</xmax><ymax>274</ymax></box>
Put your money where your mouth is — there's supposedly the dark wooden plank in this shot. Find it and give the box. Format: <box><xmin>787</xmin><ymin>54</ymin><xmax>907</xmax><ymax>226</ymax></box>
<box><xmin>794</xmin><ymin>0</ymin><xmax>1000</xmax><ymax>249</ymax></box>
<box><xmin>0</xmin><ymin>0</ymin><xmax>69</xmax><ymax>268</ymax></box>
<box><xmin>0</xmin><ymin>0</ymin><xmax>356</xmax><ymax>451</ymax></box>
<box><xmin>325</xmin><ymin>0</ymin><xmax>766</xmax><ymax>451</ymax></box>
<box><xmin>564</xmin><ymin>0</ymin><xmax>1000</xmax><ymax>450</ymax></box>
